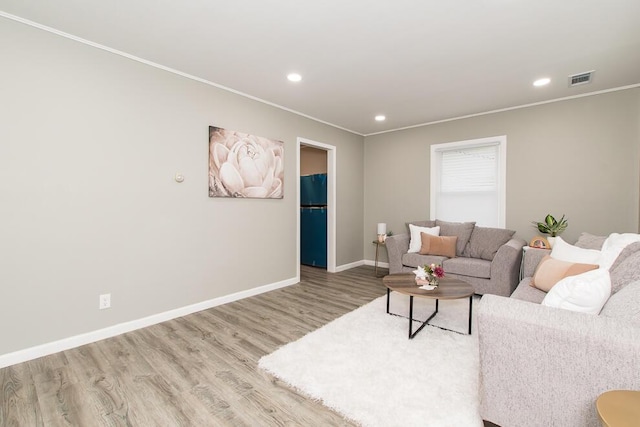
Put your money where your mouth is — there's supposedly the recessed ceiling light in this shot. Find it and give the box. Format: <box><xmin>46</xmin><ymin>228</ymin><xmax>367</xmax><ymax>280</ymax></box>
<box><xmin>375</xmin><ymin>115</ymin><xmax>386</xmax><ymax>122</ymax></box>
<box><xmin>533</xmin><ymin>77</ymin><xmax>551</xmax><ymax>87</ymax></box>
<box><xmin>287</xmin><ymin>73</ymin><xmax>302</xmax><ymax>82</ymax></box>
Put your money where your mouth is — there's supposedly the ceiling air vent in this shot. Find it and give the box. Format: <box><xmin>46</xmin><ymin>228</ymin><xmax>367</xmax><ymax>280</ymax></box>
<box><xmin>568</xmin><ymin>71</ymin><xmax>594</xmax><ymax>87</ymax></box>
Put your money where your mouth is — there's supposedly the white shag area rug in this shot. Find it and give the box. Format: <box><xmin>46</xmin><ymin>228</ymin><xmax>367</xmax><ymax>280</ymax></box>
<box><xmin>259</xmin><ymin>293</ymin><xmax>483</xmax><ymax>427</ymax></box>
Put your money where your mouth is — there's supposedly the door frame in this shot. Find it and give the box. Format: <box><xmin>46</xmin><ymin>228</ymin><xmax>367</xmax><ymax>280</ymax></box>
<box><xmin>297</xmin><ymin>137</ymin><xmax>337</xmax><ymax>277</ymax></box>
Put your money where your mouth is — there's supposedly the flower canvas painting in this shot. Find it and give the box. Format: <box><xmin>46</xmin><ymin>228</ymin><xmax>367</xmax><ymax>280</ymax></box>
<box><xmin>208</xmin><ymin>126</ymin><xmax>284</xmax><ymax>198</ymax></box>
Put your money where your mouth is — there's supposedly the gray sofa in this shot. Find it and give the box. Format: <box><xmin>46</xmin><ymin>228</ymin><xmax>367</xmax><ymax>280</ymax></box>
<box><xmin>478</xmin><ymin>235</ymin><xmax>640</xmax><ymax>427</ymax></box>
<box><xmin>385</xmin><ymin>219</ymin><xmax>526</xmax><ymax>296</ymax></box>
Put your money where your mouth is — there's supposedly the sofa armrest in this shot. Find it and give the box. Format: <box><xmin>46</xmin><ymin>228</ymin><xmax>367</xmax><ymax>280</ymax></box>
<box><xmin>487</xmin><ymin>238</ymin><xmax>526</xmax><ymax>296</ymax></box>
<box><xmin>478</xmin><ymin>295</ymin><xmax>640</xmax><ymax>427</ymax></box>
<box><xmin>522</xmin><ymin>246</ymin><xmax>551</xmax><ymax>277</ymax></box>
<box><xmin>384</xmin><ymin>234</ymin><xmax>410</xmax><ymax>274</ymax></box>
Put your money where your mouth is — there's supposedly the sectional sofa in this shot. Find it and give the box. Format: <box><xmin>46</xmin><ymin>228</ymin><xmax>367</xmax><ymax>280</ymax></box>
<box><xmin>478</xmin><ymin>233</ymin><xmax>640</xmax><ymax>427</ymax></box>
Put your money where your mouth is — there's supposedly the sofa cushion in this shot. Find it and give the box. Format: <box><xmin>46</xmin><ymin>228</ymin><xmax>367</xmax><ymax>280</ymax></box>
<box><xmin>574</xmin><ymin>232</ymin><xmax>606</xmax><ymax>250</ymax></box>
<box><xmin>443</xmin><ymin>257</ymin><xmax>491</xmax><ymax>279</ymax></box>
<box><xmin>510</xmin><ymin>278</ymin><xmax>547</xmax><ymax>303</ymax></box>
<box><xmin>610</xmin><ymin>248</ymin><xmax>640</xmax><ymax>294</ymax></box>
<box><xmin>402</xmin><ymin>253</ymin><xmax>448</xmax><ymax>268</ymax></box>
<box><xmin>541</xmin><ymin>269</ymin><xmax>611</xmax><ymax>315</ymax></box>
<box><xmin>600</xmin><ymin>280</ymin><xmax>640</xmax><ymax>323</ymax></box>
<box><xmin>550</xmin><ymin>236</ymin><xmax>601</xmax><ymax>264</ymax></box>
<box><xmin>407</xmin><ymin>224</ymin><xmax>440</xmax><ymax>253</ymax></box>
<box><xmin>463</xmin><ymin>226</ymin><xmax>515</xmax><ymax>261</ymax></box>
<box><xmin>531</xmin><ymin>255</ymin><xmax>598</xmax><ymax>292</ymax></box>
<box><xmin>610</xmin><ymin>241</ymin><xmax>640</xmax><ymax>272</ymax></box>
<box><xmin>419</xmin><ymin>233</ymin><xmax>457</xmax><ymax>258</ymax></box>
<box><xmin>435</xmin><ymin>220</ymin><xmax>476</xmax><ymax>256</ymax></box>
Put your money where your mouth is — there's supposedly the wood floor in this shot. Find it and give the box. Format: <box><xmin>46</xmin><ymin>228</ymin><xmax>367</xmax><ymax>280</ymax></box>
<box><xmin>0</xmin><ymin>265</ymin><xmax>388</xmax><ymax>426</ymax></box>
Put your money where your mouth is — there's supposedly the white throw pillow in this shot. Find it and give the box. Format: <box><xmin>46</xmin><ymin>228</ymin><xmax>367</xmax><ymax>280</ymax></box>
<box><xmin>599</xmin><ymin>233</ymin><xmax>640</xmax><ymax>270</ymax></box>
<box><xmin>408</xmin><ymin>225</ymin><xmax>440</xmax><ymax>253</ymax></box>
<box><xmin>542</xmin><ymin>269</ymin><xmax>611</xmax><ymax>315</ymax></box>
<box><xmin>550</xmin><ymin>236</ymin><xmax>601</xmax><ymax>264</ymax></box>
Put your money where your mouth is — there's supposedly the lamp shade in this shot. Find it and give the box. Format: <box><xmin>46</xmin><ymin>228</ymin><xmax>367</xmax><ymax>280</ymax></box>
<box><xmin>377</xmin><ymin>223</ymin><xmax>386</xmax><ymax>235</ymax></box>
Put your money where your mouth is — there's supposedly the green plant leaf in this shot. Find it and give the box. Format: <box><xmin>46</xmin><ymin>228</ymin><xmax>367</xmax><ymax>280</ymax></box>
<box><xmin>545</xmin><ymin>214</ymin><xmax>556</xmax><ymax>228</ymax></box>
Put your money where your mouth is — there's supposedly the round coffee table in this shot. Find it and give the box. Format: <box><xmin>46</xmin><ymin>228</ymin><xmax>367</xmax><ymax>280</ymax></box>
<box><xmin>383</xmin><ymin>273</ymin><xmax>474</xmax><ymax>339</ymax></box>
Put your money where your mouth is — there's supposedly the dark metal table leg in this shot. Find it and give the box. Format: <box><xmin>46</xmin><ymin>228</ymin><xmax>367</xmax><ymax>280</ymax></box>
<box><xmin>374</xmin><ymin>243</ymin><xmax>380</xmax><ymax>277</ymax></box>
<box><xmin>388</xmin><ymin>293</ymin><xmax>470</xmax><ymax>339</ymax></box>
<box><xmin>468</xmin><ymin>296</ymin><xmax>473</xmax><ymax>335</ymax></box>
<box><xmin>408</xmin><ymin>297</ymin><xmax>438</xmax><ymax>339</ymax></box>
<box><xmin>386</xmin><ymin>288</ymin><xmax>390</xmax><ymax>314</ymax></box>
<box><xmin>408</xmin><ymin>296</ymin><xmax>414</xmax><ymax>338</ymax></box>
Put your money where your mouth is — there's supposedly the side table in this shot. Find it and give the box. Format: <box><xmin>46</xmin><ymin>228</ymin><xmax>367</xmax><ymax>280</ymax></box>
<box><xmin>596</xmin><ymin>390</ymin><xmax>640</xmax><ymax>427</ymax></box>
<box><xmin>372</xmin><ymin>240</ymin><xmax>386</xmax><ymax>277</ymax></box>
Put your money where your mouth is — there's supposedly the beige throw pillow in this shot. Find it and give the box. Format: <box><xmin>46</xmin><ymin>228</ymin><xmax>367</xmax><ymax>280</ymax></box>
<box><xmin>531</xmin><ymin>255</ymin><xmax>599</xmax><ymax>292</ymax></box>
<box><xmin>419</xmin><ymin>233</ymin><xmax>457</xmax><ymax>258</ymax></box>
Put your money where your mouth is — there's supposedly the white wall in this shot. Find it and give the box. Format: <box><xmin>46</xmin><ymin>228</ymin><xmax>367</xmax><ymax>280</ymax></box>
<box><xmin>364</xmin><ymin>89</ymin><xmax>640</xmax><ymax>261</ymax></box>
<box><xmin>0</xmin><ymin>18</ymin><xmax>364</xmax><ymax>358</ymax></box>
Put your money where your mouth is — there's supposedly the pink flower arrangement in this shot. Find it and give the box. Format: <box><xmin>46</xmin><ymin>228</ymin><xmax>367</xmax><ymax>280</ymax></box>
<box><xmin>413</xmin><ymin>264</ymin><xmax>445</xmax><ymax>287</ymax></box>
<box><xmin>424</xmin><ymin>263</ymin><xmax>445</xmax><ymax>279</ymax></box>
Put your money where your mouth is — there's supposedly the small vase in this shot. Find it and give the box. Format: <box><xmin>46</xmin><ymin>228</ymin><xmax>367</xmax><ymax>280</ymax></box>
<box><xmin>547</xmin><ymin>236</ymin><xmax>556</xmax><ymax>248</ymax></box>
<box><xmin>427</xmin><ymin>275</ymin><xmax>439</xmax><ymax>287</ymax></box>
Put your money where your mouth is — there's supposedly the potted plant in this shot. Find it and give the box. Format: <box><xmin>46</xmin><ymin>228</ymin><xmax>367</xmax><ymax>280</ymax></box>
<box><xmin>531</xmin><ymin>214</ymin><xmax>568</xmax><ymax>247</ymax></box>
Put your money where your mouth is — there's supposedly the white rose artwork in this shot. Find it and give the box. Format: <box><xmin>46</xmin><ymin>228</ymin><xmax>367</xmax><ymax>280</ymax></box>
<box><xmin>208</xmin><ymin>126</ymin><xmax>284</xmax><ymax>198</ymax></box>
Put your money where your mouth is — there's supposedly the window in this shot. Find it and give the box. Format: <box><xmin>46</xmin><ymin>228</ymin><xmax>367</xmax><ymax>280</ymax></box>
<box><xmin>430</xmin><ymin>136</ymin><xmax>506</xmax><ymax>227</ymax></box>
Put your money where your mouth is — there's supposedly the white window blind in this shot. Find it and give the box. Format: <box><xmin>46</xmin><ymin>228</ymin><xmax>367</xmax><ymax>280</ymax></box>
<box><xmin>440</xmin><ymin>144</ymin><xmax>498</xmax><ymax>193</ymax></box>
<box><xmin>431</xmin><ymin>137</ymin><xmax>506</xmax><ymax>227</ymax></box>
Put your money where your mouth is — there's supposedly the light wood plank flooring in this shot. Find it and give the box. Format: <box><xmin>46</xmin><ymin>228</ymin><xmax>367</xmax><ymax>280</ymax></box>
<box><xmin>1</xmin><ymin>265</ymin><xmax>388</xmax><ymax>426</ymax></box>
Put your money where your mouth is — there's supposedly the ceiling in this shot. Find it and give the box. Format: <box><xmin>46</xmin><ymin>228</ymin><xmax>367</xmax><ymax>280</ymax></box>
<box><xmin>2</xmin><ymin>0</ymin><xmax>639</xmax><ymax>135</ymax></box>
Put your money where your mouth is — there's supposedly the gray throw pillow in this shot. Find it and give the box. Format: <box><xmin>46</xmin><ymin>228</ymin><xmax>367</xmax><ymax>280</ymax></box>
<box><xmin>435</xmin><ymin>220</ymin><xmax>475</xmax><ymax>256</ymax></box>
<box><xmin>574</xmin><ymin>232</ymin><xmax>607</xmax><ymax>250</ymax></box>
<box><xmin>610</xmin><ymin>248</ymin><xmax>640</xmax><ymax>294</ymax></box>
<box><xmin>609</xmin><ymin>241</ymin><xmax>640</xmax><ymax>274</ymax></box>
<box><xmin>405</xmin><ymin>220</ymin><xmax>436</xmax><ymax>233</ymax></box>
<box><xmin>463</xmin><ymin>226</ymin><xmax>516</xmax><ymax>261</ymax></box>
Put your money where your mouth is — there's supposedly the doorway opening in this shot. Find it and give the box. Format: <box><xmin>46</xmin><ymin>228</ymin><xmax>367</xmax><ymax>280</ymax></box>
<box><xmin>297</xmin><ymin>138</ymin><xmax>336</xmax><ymax>279</ymax></box>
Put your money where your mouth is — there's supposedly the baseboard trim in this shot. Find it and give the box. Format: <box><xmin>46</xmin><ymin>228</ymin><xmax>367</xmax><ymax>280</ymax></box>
<box><xmin>364</xmin><ymin>259</ymin><xmax>389</xmax><ymax>268</ymax></box>
<box><xmin>0</xmin><ymin>276</ymin><xmax>298</xmax><ymax>369</ymax></box>
<box><xmin>335</xmin><ymin>260</ymin><xmax>365</xmax><ymax>272</ymax></box>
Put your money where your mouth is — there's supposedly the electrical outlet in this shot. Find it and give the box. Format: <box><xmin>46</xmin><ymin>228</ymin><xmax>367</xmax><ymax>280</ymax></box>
<box><xmin>99</xmin><ymin>293</ymin><xmax>111</xmax><ymax>310</ymax></box>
